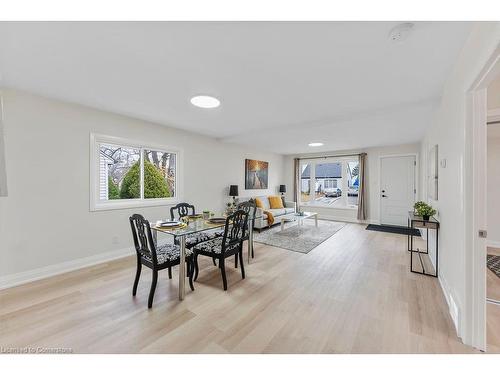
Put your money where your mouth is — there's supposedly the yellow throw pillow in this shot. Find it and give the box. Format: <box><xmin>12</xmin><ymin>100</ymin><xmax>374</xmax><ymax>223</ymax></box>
<box><xmin>255</xmin><ymin>197</ymin><xmax>264</xmax><ymax>208</ymax></box>
<box><xmin>268</xmin><ymin>195</ymin><xmax>284</xmax><ymax>209</ymax></box>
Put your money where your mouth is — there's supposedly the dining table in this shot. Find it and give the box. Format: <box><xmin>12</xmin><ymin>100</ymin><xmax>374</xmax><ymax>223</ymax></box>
<box><xmin>150</xmin><ymin>213</ymin><xmax>259</xmax><ymax>301</ymax></box>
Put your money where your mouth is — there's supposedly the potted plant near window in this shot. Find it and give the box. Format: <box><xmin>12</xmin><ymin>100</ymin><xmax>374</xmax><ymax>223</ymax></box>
<box><xmin>413</xmin><ymin>201</ymin><xmax>436</xmax><ymax>221</ymax></box>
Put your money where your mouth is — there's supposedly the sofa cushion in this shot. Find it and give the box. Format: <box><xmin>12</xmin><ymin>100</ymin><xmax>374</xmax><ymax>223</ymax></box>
<box><xmin>256</xmin><ymin>196</ymin><xmax>270</xmax><ymax>209</ymax></box>
<box><xmin>284</xmin><ymin>208</ymin><xmax>295</xmax><ymax>214</ymax></box>
<box><xmin>267</xmin><ymin>208</ymin><xmax>286</xmax><ymax>216</ymax></box>
<box><xmin>269</xmin><ymin>195</ymin><xmax>284</xmax><ymax>209</ymax></box>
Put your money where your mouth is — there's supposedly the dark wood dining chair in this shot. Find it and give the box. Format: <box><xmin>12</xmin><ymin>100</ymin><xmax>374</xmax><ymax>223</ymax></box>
<box><xmin>192</xmin><ymin>209</ymin><xmax>249</xmax><ymax>290</ymax></box>
<box><xmin>129</xmin><ymin>214</ymin><xmax>194</xmax><ymax>308</ymax></box>
<box><xmin>234</xmin><ymin>200</ymin><xmax>257</xmax><ymax>267</ymax></box>
<box><xmin>170</xmin><ymin>202</ymin><xmax>195</xmax><ymax>221</ymax></box>
<box><xmin>169</xmin><ymin>202</ymin><xmax>222</xmax><ymax>266</ymax></box>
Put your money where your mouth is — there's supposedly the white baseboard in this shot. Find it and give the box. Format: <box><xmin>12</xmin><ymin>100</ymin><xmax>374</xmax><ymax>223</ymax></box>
<box><xmin>438</xmin><ymin>275</ymin><xmax>461</xmax><ymax>338</ymax></box>
<box><xmin>316</xmin><ymin>213</ymin><xmax>376</xmax><ymax>225</ymax></box>
<box><xmin>486</xmin><ymin>240</ymin><xmax>500</xmax><ymax>248</ymax></box>
<box><xmin>0</xmin><ymin>246</ymin><xmax>134</xmax><ymax>291</ymax></box>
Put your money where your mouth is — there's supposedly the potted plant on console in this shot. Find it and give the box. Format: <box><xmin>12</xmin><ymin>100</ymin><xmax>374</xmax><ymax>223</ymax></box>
<box><xmin>413</xmin><ymin>201</ymin><xmax>436</xmax><ymax>221</ymax></box>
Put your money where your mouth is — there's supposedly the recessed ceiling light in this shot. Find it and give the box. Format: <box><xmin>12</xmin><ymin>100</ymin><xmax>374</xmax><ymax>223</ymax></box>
<box><xmin>308</xmin><ymin>142</ymin><xmax>324</xmax><ymax>147</ymax></box>
<box><xmin>190</xmin><ymin>95</ymin><xmax>220</xmax><ymax>109</ymax></box>
<box><xmin>388</xmin><ymin>23</ymin><xmax>414</xmax><ymax>43</ymax></box>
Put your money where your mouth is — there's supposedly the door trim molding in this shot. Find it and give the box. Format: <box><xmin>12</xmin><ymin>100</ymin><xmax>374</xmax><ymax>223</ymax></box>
<box><xmin>378</xmin><ymin>153</ymin><xmax>419</xmax><ymax>226</ymax></box>
<box><xmin>466</xmin><ymin>46</ymin><xmax>500</xmax><ymax>351</ymax></box>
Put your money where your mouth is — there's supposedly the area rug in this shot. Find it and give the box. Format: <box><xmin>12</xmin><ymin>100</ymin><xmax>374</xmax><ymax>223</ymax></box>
<box><xmin>487</xmin><ymin>254</ymin><xmax>500</xmax><ymax>279</ymax></box>
<box><xmin>366</xmin><ymin>224</ymin><xmax>421</xmax><ymax>237</ymax></box>
<box><xmin>253</xmin><ymin>219</ymin><xmax>346</xmax><ymax>254</ymax></box>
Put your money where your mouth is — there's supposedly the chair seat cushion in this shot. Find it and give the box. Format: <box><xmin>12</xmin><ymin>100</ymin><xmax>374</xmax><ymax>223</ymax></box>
<box><xmin>193</xmin><ymin>237</ymin><xmax>240</xmax><ymax>255</ymax></box>
<box><xmin>143</xmin><ymin>243</ymin><xmax>193</xmax><ymax>264</ymax></box>
<box><xmin>184</xmin><ymin>230</ymin><xmax>224</xmax><ymax>247</ymax></box>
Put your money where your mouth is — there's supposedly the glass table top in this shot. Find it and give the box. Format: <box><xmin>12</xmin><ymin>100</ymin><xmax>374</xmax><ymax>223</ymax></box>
<box><xmin>151</xmin><ymin>214</ymin><xmax>262</xmax><ymax>237</ymax></box>
<box><xmin>151</xmin><ymin>218</ymin><xmax>225</xmax><ymax>237</ymax></box>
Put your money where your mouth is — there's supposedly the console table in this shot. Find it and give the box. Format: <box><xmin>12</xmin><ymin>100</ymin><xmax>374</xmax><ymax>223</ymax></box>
<box><xmin>407</xmin><ymin>212</ymin><xmax>439</xmax><ymax>277</ymax></box>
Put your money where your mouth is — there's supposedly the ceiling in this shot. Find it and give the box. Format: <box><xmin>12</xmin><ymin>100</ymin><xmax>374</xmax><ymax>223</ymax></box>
<box><xmin>0</xmin><ymin>22</ymin><xmax>473</xmax><ymax>154</ymax></box>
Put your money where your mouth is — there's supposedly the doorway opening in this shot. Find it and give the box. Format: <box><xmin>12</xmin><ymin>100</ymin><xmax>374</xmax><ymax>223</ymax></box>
<box><xmin>469</xmin><ymin>47</ymin><xmax>500</xmax><ymax>353</ymax></box>
<box><xmin>486</xmin><ymin>73</ymin><xmax>500</xmax><ymax>352</ymax></box>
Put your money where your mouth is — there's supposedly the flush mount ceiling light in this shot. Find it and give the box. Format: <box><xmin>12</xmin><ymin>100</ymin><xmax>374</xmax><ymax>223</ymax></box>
<box><xmin>308</xmin><ymin>142</ymin><xmax>324</xmax><ymax>147</ymax></box>
<box><xmin>388</xmin><ymin>22</ymin><xmax>414</xmax><ymax>43</ymax></box>
<box><xmin>190</xmin><ymin>95</ymin><xmax>220</xmax><ymax>109</ymax></box>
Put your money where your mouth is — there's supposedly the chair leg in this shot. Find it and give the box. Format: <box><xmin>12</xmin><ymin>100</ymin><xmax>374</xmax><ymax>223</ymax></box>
<box><xmin>235</xmin><ymin>254</ymin><xmax>238</xmax><ymax>268</ymax></box>
<box><xmin>220</xmin><ymin>258</ymin><xmax>228</xmax><ymax>291</ymax></box>
<box><xmin>239</xmin><ymin>250</ymin><xmax>245</xmax><ymax>279</ymax></box>
<box><xmin>188</xmin><ymin>259</ymin><xmax>195</xmax><ymax>291</ymax></box>
<box><xmin>212</xmin><ymin>258</ymin><xmax>217</xmax><ymax>266</ymax></box>
<box><xmin>194</xmin><ymin>254</ymin><xmax>199</xmax><ymax>281</ymax></box>
<box><xmin>168</xmin><ymin>266</ymin><xmax>172</xmax><ymax>279</ymax></box>
<box><xmin>148</xmin><ymin>270</ymin><xmax>158</xmax><ymax>308</ymax></box>
<box><xmin>132</xmin><ymin>260</ymin><xmax>142</xmax><ymax>296</ymax></box>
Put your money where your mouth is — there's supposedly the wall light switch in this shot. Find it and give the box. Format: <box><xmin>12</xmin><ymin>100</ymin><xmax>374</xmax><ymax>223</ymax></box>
<box><xmin>440</xmin><ymin>159</ymin><xmax>447</xmax><ymax>168</ymax></box>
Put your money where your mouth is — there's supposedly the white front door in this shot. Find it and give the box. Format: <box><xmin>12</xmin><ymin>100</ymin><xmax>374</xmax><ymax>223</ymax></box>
<box><xmin>380</xmin><ymin>155</ymin><xmax>416</xmax><ymax>226</ymax></box>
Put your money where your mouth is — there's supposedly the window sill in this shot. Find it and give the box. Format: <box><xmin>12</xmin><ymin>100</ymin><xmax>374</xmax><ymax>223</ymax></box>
<box><xmin>90</xmin><ymin>198</ymin><xmax>180</xmax><ymax>212</ymax></box>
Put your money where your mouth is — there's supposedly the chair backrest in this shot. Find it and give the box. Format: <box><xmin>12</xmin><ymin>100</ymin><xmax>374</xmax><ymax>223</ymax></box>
<box><xmin>170</xmin><ymin>203</ymin><xmax>195</xmax><ymax>221</ymax></box>
<box><xmin>237</xmin><ymin>200</ymin><xmax>256</xmax><ymax>219</ymax></box>
<box><xmin>221</xmin><ymin>209</ymin><xmax>249</xmax><ymax>253</ymax></box>
<box><xmin>129</xmin><ymin>214</ymin><xmax>158</xmax><ymax>264</ymax></box>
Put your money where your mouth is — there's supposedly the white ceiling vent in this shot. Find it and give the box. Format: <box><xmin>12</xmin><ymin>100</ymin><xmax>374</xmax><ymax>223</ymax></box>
<box><xmin>388</xmin><ymin>23</ymin><xmax>414</xmax><ymax>43</ymax></box>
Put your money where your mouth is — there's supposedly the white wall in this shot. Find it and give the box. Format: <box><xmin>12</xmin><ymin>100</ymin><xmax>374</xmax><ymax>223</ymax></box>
<box><xmin>283</xmin><ymin>143</ymin><xmax>420</xmax><ymax>223</ymax></box>
<box><xmin>0</xmin><ymin>95</ymin><xmax>7</xmax><ymax>197</ymax></box>
<box><xmin>0</xmin><ymin>89</ymin><xmax>285</xmax><ymax>285</ymax></box>
<box><xmin>487</xmin><ymin>130</ymin><xmax>500</xmax><ymax>247</ymax></box>
<box><xmin>419</xmin><ymin>23</ymin><xmax>500</xmax><ymax>343</ymax></box>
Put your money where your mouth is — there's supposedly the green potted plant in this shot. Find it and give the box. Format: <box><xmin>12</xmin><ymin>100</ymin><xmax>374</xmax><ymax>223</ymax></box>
<box><xmin>413</xmin><ymin>201</ymin><xmax>436</xmax><ymax>221</ymax></box>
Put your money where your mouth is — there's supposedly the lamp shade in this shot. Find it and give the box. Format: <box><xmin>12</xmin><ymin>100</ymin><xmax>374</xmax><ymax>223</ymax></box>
<box><xmin>279</xmin><ymin>185</ymin><xmax>286</xmax><ymax>193</ymax></box>
<box><xmin>229</xmin><ymin>185</ymin><xmax>239</xmax><ymax>197</ymax></box>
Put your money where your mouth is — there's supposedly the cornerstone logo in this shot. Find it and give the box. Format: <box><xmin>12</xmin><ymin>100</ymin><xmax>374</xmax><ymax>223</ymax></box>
<box><xmin>0</xmin><ymin>347</ymin><xmax>73</xmax><ymax>354</ymax></box>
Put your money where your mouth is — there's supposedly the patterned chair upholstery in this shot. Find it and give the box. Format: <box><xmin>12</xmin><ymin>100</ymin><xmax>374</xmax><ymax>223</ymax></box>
<box><xmin>170</xmin><ymin>202</ymin><xmax>223</xmax><ymax>249</ymax></box>
<box><xmin>193</xmin><ymin>209</ymin><xmax>249</xmax><ymax>291</ymax></box>
<box><xmin>129</xmin><ymin>213</ymin><xmax>194</xmax><ymax>308</ymax></box>
<box><xmin>141</xmin><ymin>243</ymin><xmax>194</xmax><ymax>264</ymax></box>
<box><xmin>185</xmin><ymin>230</ymin><xmax>224</xmax><ymax>248</ymax></box>
<box><xmin>192</xmin><ymin>237</ymin><xmax>239</xmax><ymax>254</ymax></box>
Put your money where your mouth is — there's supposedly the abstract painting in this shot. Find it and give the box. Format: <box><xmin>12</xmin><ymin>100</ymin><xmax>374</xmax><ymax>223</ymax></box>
<box><xmin>245</xmin><ymin>159</ymin><xmax>269</xmax><ymax>189</ymax></box>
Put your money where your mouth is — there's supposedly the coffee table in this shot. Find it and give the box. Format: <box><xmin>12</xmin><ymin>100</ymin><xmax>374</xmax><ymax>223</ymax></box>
<box><xmin>280</xmin><ymin>211</ymin><xmax>318</xmax><ymax>231</ymax></box>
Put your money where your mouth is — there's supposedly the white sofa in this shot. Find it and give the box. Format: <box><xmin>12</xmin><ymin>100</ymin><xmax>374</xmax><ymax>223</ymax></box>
<box><xmin>245</xmin><ymin>196</ymin><xmax>296</xmax><ymax>230</ymax></box>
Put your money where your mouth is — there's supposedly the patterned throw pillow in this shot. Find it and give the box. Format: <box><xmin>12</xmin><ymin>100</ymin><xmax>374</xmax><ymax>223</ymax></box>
<box><xmin>268</xmin><ymin>195</ymin><xmax>284</xmax><ymax>209</ymax></box>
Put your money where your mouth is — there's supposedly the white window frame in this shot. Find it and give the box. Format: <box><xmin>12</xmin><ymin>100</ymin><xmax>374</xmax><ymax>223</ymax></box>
<box><xmin>90</xmin><ymin>133</ymin><xmax>183</xmax><ymax>211</ymax></box>
<box><xmin>299</xmin><ymin>156</ymin><xmax>359</xmax><ymax>210</ymax></box>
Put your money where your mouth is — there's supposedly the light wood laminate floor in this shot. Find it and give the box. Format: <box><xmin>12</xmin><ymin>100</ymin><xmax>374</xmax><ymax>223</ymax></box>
<box><xmin>487</xmin><ymin>247</ymin><xmax>500</xmax><ymax>352</ymax></box>
<box><xmin>0</xmin><ymin>223</ymin><xmax>479</xmax><ymax>353</ymax></box>
<box><xmin>487</xmin><ymin>247</ymin><xmax>500</xmax><ymax>301</ymax></box>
